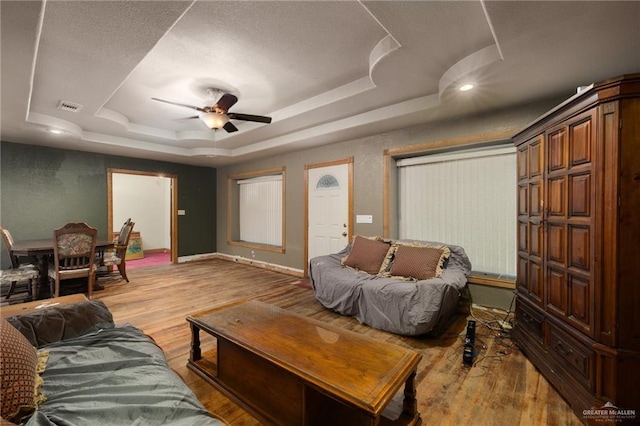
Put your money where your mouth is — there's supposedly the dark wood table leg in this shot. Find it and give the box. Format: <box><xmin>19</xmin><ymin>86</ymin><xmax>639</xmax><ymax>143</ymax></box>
<box><xmin>35</xmin><ymin>254</ymin><xmax>50</xmax><ymax>299</ymax></box>
<box><xmin>402</xmin><ymin>370</ymin><xmax>420</xmax><ymax>423</ymax></box>
<box><xmin>190</xmin><ymin>322</ymin><xmax>202</xmax><ymax>362</ymax></box>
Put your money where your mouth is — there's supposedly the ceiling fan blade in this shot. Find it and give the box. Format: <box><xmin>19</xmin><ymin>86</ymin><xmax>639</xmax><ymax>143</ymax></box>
<box><xmin>223</xmin><ymin>122</ymin><xmax>239</xmax><ymax>133</ymax></box>
<box><xmin>175</xmin><ymin>115</ymin><xmax>200</xmax><ymax>121</ymax></box>
<box><xmin>215</xmin><ymin>93</ymin><xmax>238</xmax><ymax>112</ymax></box>
<box><xmin>227</xmin><ymin>113</ymin><xmax>272</xmax><ymax>123</ymax></box>
<box><xmin>151</xmin><ymin>97</ymin><xmax>206</xmax><ymax>113</ymax></box>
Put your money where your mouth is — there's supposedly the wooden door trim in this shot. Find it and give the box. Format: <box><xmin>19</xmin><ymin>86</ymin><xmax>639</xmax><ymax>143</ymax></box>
<box><xmin>107</xmin><ymin>168</ymin><xmax>178</xmax><ymax>264</ymax></box>
<box><xmin>303</xmin><ymin>158</ymin><xmax>353</xmax><ymax>276</ymax></box>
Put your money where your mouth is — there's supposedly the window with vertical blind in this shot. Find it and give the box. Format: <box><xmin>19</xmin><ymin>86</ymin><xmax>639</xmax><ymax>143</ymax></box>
<box><xmin>227</xmin><ymin>167</ymin><xmax>285</xmax><ymax>252</ymax></box>
<box><xmin>397</xmin><ymin>145</ymin><xmax>516</xmax><ymax>278</ymax></box>
<box><xmin>238</xmin><ymin>174</ymin><xmax>282</xmax><ymax>246</ymax></box>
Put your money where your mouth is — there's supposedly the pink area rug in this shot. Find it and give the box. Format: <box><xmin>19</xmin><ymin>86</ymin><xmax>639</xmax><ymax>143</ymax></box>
<box><xmin>126</xmin><ymin>252</ymin><xmax>171</xmax><ymax>270</ymax></box>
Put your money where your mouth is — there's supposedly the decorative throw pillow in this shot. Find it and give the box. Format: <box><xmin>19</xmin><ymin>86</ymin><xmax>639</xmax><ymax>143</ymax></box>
<box><xmin>0</xmin><ymin>319</ymin><xmax>44</xmax><ymax>423</ymax></box>
<box><xmin>342</xmin><ymin>235</ymin><xmax>392</xmax><ymax>275</ymax></box>
<box><xmin>386</xmin><ymin>244</ymin><xmax>450</xmax><ymax>280</ymax></box>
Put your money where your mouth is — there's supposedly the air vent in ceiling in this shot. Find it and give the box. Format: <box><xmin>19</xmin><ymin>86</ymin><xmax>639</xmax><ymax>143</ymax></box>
<box><xmin>57</xmin><ymin>100</ymin><xmax>83</xmax><ymax>113</ymax></box>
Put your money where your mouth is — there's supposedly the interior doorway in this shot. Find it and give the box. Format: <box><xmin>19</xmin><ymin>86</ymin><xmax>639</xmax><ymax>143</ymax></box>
<box><xmin>304</xmin><ymin>158</ymin><xmax>353</xmax><ymax>274</ymax></box>
<box><xmin>107</xmin><ymin>169</ymin><xmax>178</xmax><ymax>264</ymax></box>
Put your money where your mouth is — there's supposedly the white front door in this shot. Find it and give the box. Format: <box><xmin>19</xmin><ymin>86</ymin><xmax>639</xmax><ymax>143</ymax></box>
<box><xmin>307</xmin><ymin>163</ymin><xmax>350</xmax><ymax>261</ymax></box>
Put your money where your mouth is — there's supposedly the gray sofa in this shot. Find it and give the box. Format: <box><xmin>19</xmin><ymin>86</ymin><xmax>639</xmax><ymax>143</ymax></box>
<box><xmin>2</xmin><ymin>301</ymin><xmax>226</xmax><ymax>426</ymax></box>
<box><xmin>309</xmin><ymin>239</ymin><xmax>472</xmax><ymax>336</ymax></box>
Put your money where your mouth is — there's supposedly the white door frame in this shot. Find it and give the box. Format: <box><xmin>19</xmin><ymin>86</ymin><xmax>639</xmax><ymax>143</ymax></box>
<box><xmin>303</xmin><ymin>157</ymin><xmax>353</xmax><ymax>276</ymax></box>
<box><xmin>107</xmin><ymin>168</ymin><xmax>178</xmax><ymax>264</ymax></box>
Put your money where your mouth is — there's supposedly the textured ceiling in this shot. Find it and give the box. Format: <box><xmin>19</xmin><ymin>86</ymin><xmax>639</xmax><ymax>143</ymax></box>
<box><xmin>1</xmin><ymin>1</ymin><xmax>639</xmax><ymax>166</ymax></box>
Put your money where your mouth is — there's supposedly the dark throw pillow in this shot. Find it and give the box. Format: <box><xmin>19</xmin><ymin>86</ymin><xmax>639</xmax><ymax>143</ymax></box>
<box><xmin>387</xmin><ymin>244</ymin><xmax>450</xmax><ymax>280</ymax></box>
<box><xmin>342</xmin><ymin>235</ymin><xmax>391</xmax><ymax>275</ymax></box>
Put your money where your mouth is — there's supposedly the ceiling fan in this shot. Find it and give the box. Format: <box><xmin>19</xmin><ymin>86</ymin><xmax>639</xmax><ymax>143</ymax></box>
<box><xmin>151</xmin><ymin>89</ymin><xmax>272</xmax><ymax>133</ymax></box>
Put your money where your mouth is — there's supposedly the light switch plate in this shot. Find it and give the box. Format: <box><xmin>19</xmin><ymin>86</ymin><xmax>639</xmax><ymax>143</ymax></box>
<box><xmin>356</xmin><ymin>214</ymin><xmax>373</xmax><ymax>224</ymax></box>
<box><xmin>178</xmin><ymin>210</ymin><xmax>186</xmax><ymax>216</ymax></box>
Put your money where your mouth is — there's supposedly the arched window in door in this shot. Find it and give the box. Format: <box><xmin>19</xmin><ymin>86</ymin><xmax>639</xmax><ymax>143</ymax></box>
<box><xmin>316</xmin><ymin>174</ymin><xmax>340</xmax><ymax>189</ymax></box>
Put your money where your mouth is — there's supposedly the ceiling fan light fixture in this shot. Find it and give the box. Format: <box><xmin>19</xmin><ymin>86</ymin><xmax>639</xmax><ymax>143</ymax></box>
<box><xmin>459</xmin><ymin>83</ymin><xmax>475</xmax><ymax>92</ymax></box>
<box><xmin>199</xmin><ymin>112</ymin><xmax>229</xmax><ymax>129</ymax></box>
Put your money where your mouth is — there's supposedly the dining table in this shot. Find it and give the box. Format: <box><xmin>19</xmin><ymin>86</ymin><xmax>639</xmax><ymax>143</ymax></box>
<box><xmin>11</xmin><ymin>238</ymin><xmax>114</xmax><ymax>299</ymax></box>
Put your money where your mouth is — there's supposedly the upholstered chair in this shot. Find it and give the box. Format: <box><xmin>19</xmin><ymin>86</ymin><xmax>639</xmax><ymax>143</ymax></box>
<box><xmin>0</xmin><ymin>267</ymin><xmax>39</xmax><ymax>301</ymax></box>
<box><xmin>0</xmin><ymin>226</ymin><xmax>39</xmax><ymax>300</ymax></box>
<box><xmin>48</xmin><ymin>222</ymin><xmax>98</xmax><ymax>299</ymax></box>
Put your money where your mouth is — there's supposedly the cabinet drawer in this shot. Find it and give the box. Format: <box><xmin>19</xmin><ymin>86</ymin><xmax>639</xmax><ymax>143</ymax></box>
<box><xmin>515</xmin><ymin>298</ymin><xmax>544</xmax><ymax>343</ymax></box>
<box><xmin>546</xmin><ymin>322</ymin><xmax>594</xmax><ymax>391</ymax></box>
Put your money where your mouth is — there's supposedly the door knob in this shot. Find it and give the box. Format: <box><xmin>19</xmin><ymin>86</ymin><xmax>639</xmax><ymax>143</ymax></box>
<box><xmin>342</xmin><ymin>232</ymin><xmax>347</xmax><ymax>237</ymax></box>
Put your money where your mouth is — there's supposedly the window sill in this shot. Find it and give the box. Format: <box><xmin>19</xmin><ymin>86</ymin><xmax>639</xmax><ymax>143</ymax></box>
<box><xmin>468</xmin><ymin>273</ymin><xmax>515</xmax><ymax>289</ymax></box>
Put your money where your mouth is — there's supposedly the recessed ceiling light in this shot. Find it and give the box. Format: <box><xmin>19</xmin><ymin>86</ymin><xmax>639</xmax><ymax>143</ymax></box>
<box><xmin>459</xmin><ymin>83</ymin><xmax>474</xmax><ymax>92</ymax></box>
<box><xmin>47</xmin><ymin>129</ymin><xmax>64</xmax><ymax>134</ymax></box>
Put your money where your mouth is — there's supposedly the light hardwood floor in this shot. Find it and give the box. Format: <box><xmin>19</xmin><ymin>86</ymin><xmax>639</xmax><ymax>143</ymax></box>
<box><xmin>93</xmin><ymin>258</ymin><xmax>582</xmax><ymax>425</ymax></box>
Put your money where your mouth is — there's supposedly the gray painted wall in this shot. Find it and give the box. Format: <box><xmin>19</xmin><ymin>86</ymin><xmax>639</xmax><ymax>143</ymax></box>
<box><xmin>216</xmin><ymin>98</ymin><xmax>563</xmax><ymax>309</ymax></box>
<box><xmin>0</xmin><ymin>141</ymin><xmax>217</xmax><ymax>268</ymax></box>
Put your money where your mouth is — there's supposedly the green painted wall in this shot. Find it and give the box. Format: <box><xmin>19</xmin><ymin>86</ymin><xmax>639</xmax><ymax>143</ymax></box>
<box><xmin>0</xmin><ymin>141</ymin><xmax>216</xmax><ymax>268</ymax></box>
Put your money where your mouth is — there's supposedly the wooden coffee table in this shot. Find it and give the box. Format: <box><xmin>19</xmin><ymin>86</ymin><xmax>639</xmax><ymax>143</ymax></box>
<box><xmin>187</xmin><ymin>300</ymin><xmax>422</xmax><ymax>426</ymax></box>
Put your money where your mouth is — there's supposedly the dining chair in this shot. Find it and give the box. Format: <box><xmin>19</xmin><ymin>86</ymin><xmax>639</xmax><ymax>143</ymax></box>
<box><xmin>0</xmin><ymin>266</ymin><xmax>39</xmax><ymax>301</ymax></box>
<box><xmin>99</xmin><ymin>221</ymin><xmax>135</xmax><ymax>283</ymax></box>
<box><xmin>48</xmin><ymin>222</ymin><xmax>98</xmax><ymax>299</ymax></box>
<box><xmin>1</xmin><ymin>226</ymin><xmax>39</xmax><ymax>300</ymax></box>
<box><xmin>95</xmin><ymin>218</ymin><xmax>130</xmax><ymax>264</ymax></box>
<box><xmin>114</xmin><ymin>218</ymin><xmax>132</xmax><ymax>240</ymax></box>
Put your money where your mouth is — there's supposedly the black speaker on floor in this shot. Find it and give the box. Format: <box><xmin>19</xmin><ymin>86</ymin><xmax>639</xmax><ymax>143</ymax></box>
<box><xmin>463</xmin><ymin>320</ymin><xmax>476</xmax><ymax>366</ymax></box>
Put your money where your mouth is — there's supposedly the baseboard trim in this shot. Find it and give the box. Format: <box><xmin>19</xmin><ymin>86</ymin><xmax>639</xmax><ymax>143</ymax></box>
<box><xmin>177</xmin><ymin>252</ymin><xmax>304</xmax><ymax>278</ymax></box>
<box><xmin>145</xmin><ymin>248</ymin><xmax>169</xmax><ymax>254</ymax></box>
<box><xmin>213</xmin><ymin>253</ymin><xmax>304</xmax><ymax>278</ymax></box>
<box><xmin>178</xmin><ymin>253</ymin><xmax>218</xmax><ymax>263</ymax></box>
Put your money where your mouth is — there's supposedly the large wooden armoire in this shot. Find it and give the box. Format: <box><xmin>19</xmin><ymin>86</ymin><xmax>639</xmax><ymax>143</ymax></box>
<box><xmin>512</xmin><ymin>74</ymin><xmax>640</xmax><ymax>421</ymax></box>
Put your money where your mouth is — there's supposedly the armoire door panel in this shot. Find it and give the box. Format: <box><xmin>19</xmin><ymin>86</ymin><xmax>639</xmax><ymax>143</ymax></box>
<box><xmin>547</xmin><ymin>129</ymin><xmax>567</xmax><ymax>171</ymax></box>
<box><xmin>547</xmin><ymin>224</ymin><xmax>565</xmax><ymax>264</ymax></box>
<box><xmin>568</xmin><ymin>275</ymin><xmax>591</xmax><ymax>331</ymax></box>
<box><xmin>569</xmin><ymin>225</ymin><xmax>591</xmax><ymax>271</ymax></box>
<box><xmin>530</xmin><ymin>222</ymin><xmax>542</xmax><ymax>257</ymax></box>
<box><xmin>547</xmin><ymin>177</ymin><xmax>566</xmax><ymax>217</ymax></box>
<box><xmin>568</xmin><ymin>173</ymin><xmax>591</xmax><ymax>217</ymax></box>
<box><xmin>529</xmin><ymin>139</ymin><xmax>543</xmax><ymax>177</ymax></box>
<box><xmin>529</xmin><ymin>183</ymin><xmax>541</xmax><ymax>216</ymax></box>
<box><xmin>547</xmin><ymin>268</ymin><xmax>567</xmax><ymax>314</ymax></box>
<box><xmin>529</xmin><ymin>261</ymin><xmax>543</xmax><ymax>302</ymax></box>
<box><xmin>517</xmin><ymin>257</ymin><xmax>528</xmax><ymax>293</ymax></box>
<box><xmin>518</xmin><ymin>147</ymin><xmax>528</xmax><ymax>179</ymax></box>
<box><xmin>568</xmin><ymin>118</ymin><xmax>592</xmax><ymax>167</ymax></box>
<box><xmin>518</xmin><ymin>222</ymin><xmax>528</xmax><ymax>252</ymax></box>
<box><xmin>518</xmin><ymin>185</ymin><xmax>528</xmax><ymax>216</ymax></box>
